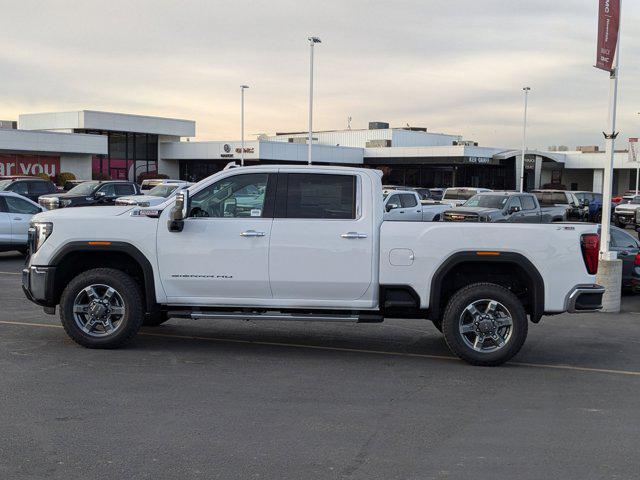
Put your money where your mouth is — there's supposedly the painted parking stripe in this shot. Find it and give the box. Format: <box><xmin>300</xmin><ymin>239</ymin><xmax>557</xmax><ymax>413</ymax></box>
<box><xmin>0</xmin><ymin>271</ymin><xmax>21</xmax><ymax>275</ymax></box>
<box><xmin>1</xmin><ymin>319</ymin><xmax>640</xmax><ymax>377</ymax></box>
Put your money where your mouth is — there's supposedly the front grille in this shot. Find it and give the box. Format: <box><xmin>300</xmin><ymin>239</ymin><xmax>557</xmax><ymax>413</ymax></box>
<box><xmin>443</xmin><ymin>212</ymin><xmax>479</xmax><ymax>222</ymax></box>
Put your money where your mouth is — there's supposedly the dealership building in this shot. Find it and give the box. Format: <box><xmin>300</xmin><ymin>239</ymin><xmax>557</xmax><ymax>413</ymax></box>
<box><xmin>1</xmin><ymin>110</ymin><xmax>638</xmax><ymax>194</ymax></box>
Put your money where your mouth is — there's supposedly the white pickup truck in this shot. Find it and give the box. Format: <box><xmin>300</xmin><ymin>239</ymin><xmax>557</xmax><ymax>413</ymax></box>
<box><xmin>22</xmin><ymin>166</ymin><xmax>604</xmax><ymax>366</ymax></box>
<box><xmin>383</xmin><ymin>189</ymin><xmax>452</xmax><ymax>222</ymax></box>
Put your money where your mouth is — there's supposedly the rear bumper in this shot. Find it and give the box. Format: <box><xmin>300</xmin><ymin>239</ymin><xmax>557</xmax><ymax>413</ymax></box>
<box><xmin>565</xmin><ymin>284</ymin><xmax>605</xmax><ymax>313</ymax></box>
<box><xmin>22</xmin><ymin>265</ymin><xmax>56</xmax><ymax>308</ymax></box>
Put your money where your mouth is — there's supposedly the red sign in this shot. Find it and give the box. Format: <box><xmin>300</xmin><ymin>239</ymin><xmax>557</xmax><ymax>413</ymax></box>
<box><xmin>0</xmin><ymin>154</ymin><xmax>60</xmax><ymax>177</ymax></box>
<box><xmin>596</xmin><ymin>0</ymin><xmax>620</xmax><ymax>71</ymax></box>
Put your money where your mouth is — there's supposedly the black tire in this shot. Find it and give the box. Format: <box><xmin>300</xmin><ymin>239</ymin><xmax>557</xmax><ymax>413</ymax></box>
<box><xmin>615</xmin><ymin>219</ymin><xmax>624</xmax><ymax>228</ymax></box>
<box><xmin>59</xmin><ymin>268</ymin><xmax>144</xmax><ymax>348</ymax></box>
<box><xmin>442</xmin><ymin>282</ymin><xmax>528</xmax><ymax>366</ymax></box>
<box><xmin>143</xmin><ymin>311</ymin><xmax>170</xmax><ymax>327</ymax></box>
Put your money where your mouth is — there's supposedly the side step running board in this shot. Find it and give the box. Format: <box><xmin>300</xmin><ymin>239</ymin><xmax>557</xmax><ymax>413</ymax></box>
<box><xmin>168</xmin><ymin>311</ymin><xmax>383</xmax><ymax>323</ymax></box>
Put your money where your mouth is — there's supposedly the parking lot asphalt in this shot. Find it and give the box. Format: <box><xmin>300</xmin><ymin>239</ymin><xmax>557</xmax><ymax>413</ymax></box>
<box><xmin>2</xmin><ymin>251</ymin><xmax>640</xmax><ymax>480</ymax></box>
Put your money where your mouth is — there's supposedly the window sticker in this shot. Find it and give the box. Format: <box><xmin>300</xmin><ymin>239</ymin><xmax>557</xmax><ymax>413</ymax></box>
<box><xmin>250</xmin><ymin>209</ymin><xmax>262</xmax><ymax>217</ymax></box>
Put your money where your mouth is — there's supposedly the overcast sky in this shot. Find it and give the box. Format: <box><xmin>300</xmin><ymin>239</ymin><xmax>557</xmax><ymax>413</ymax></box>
<box><xmin>1</xmin><ymin>0</ymin><xmax>639</xmax><ymax>150</ymax></box>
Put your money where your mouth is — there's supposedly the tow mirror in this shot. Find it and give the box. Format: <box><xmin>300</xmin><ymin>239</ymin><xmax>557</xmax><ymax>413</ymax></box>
<box><xmin>386</xmin><ymin>203</ymin><xmax>400</xmax><ymax>212</ymax></box>
<box><xmin>168</xmin><ymin>189</ymin><xmax>190</xmax><ymax>232</ymax></box>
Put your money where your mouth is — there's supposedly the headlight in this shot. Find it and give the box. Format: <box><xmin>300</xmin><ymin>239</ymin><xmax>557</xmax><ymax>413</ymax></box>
<box><xmin>29</xmin><ymin>222</ymin><xmax>53</xmax><ymax>253</ymax></box>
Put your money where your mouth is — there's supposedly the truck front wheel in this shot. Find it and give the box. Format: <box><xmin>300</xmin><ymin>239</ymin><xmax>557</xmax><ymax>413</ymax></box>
<box><xmin>59</xmin><ymin>268</ymin><xmax>144</xmax><ymax>348</ymax></box>
<box><xmin>442</xmin><ymin>283</ymin><xmax>527</xmax><ymax>366</ymax></box>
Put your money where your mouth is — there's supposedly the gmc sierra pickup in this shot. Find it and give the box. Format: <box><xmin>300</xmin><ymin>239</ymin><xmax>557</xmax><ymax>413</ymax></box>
<box><xmin>22</xmin><ymin>166</ymin><xmax>604</xmax><ymax>366</ymax></box>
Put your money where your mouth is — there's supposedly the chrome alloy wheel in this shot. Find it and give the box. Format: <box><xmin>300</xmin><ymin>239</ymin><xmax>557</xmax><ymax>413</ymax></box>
<box><xmin>459</xmin><ymin>299</ymin><xmax>513</xmax><ymax>353</ymax></box>
<box><xmin>72</xmin><ymin>284</ymin><xmax>126</xmax><ymax>337</ymax></box>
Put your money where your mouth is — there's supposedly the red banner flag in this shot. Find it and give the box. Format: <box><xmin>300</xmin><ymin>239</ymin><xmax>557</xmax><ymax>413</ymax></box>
<box><xmin>596</xmin><ymin>0</ymin><xmax>620</xmax><ymax>71</ymax></box>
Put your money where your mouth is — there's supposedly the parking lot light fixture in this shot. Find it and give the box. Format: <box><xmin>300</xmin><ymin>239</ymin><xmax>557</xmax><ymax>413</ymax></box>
<box><xmin>308</xmin><ymin>36</ymin><xmax>321</xmax><ymax>165</ymax></box>
<box><xmin>240</xmin><ymin>85</ymin><xmax>249</xmax><ymax>167</ymax></box>
<box><xmin>520</xmin><ymin>87</ymin><xmax>531</xmax><ymax>193</ymax></box>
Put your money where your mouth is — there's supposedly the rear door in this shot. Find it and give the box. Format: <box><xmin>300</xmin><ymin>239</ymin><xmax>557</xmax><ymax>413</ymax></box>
<box><xmin>399</xmin><ymin>193</ymin><xmax>422</xmax><ymax>220</ymax></box>
<box><xmin>268</xmin><ymin>171</ymin><xmax>375</xmax><ymax>306</ymax></box>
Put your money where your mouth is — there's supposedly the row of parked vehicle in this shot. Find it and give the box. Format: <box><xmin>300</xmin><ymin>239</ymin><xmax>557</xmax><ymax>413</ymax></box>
<box><xmin>0</xmin><ymin>175</ymin><xmax>190</xmax><ymax>254</ymax></box>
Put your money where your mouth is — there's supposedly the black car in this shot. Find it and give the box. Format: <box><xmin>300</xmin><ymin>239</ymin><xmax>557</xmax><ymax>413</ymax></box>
<box><xmin>606</xmin><ymin>226</ymin><xmax>640</xmax><ymax>291</ymax></box>
<box><xmin>531</xmin><ymin>189</ymin><xmax>585</xmax><ymax>221</ymax></box>
<box><xmin>0</xmin><ymin>177</ymin><xmax>57</xmax><ymax>203</ymax></box>
<box><xmin>38</xmin><ymin>180</ymin><xmax>141</xmax><ymax>210</ymax></box>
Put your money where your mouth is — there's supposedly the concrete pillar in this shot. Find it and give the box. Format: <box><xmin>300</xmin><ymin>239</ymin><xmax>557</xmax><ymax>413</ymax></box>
<box><xmin>593</xmin><ymin>169</ymin><xmax>604</xmax><ymax>193</ymax></box>
<box><xmin>596</xmin><ymin>259</ymin><xmax>622</xmax><ymax>312</ymax></box>
<box><xmin>534</xmin><ymin>156</ymin><xmax>542</xmax><ymax>189</ymax></box>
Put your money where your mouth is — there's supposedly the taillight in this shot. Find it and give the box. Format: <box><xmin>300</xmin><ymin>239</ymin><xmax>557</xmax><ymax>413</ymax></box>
<box><xmin>580</xmin><ymin>233</ymin><xmax>600</xmax><ymax>275</ymax></box>
<box><xmin>635</xmin><ymin>253</ymin><xmax>640</xmax><ymax>266</ymax></box>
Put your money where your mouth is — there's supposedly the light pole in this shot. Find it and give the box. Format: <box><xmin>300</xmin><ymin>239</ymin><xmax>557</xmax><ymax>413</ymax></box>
<box><xmin>240</xmin><ymin>85</ymin><xmax>249</xmax><ymax>167</ymax></box>
<box><xmin>636</xmin><ymin>112</ymin><xmax>640</xmax><ymax>195</ymax></box>
<box><xmin>519</xmin><ymin>87</ymin><xmax>531</xmax><ymax>192</ymax></box>
<box><xmin>308</xmin><ymin>36</ymin><xmax>321</xmax><ymax>165</ymax></box>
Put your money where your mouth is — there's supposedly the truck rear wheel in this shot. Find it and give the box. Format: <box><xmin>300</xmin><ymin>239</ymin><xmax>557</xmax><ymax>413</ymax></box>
<box><xmin>442</xmin><ymin>283</ymin><xmax>527</xmax><ymax>366</ymax></box>
<box><xmin>59</xmin><ymin>268</ymin><xmax>144</xmax><ymax>349</ymax></box>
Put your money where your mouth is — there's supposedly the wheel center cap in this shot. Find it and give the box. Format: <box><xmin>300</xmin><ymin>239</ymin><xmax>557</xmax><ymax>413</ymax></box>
<box><xmin>89</xmin><ymin>302</ymin><xmax>107</xmax><ymax>318</ymax></box>
<box><xmin>478</xmin><ymin>319</ymin><xmax>494</xmax><ymax>334</ymax></box>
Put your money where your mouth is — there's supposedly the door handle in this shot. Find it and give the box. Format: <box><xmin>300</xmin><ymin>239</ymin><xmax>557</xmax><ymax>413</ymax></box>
<box><xmin>13</xmin><ymin>217</ymin><xmax>23</xmax><ymax>221</ymax></box>
<box><xmin>240</xmin><ymin>230</ymin><xmax>266</xmax><ymax>237</ymax></box>
<box><xmin>341</xmin><ymin>232</ymin><xmax>368</xmax><ymax>239</ymax></box>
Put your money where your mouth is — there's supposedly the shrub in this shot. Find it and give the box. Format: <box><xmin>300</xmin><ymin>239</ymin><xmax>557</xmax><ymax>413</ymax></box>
<box><xmin>35</xmin><ymin>172</ymin><xmax>51</xmax><ymax>181</ymax></box>
<box><xmin>137</xmin><ymin>171</ymin><xmax>168</xmax><ymax>184</ymax></box>
<box><xmin>56</xmin><ymin>172</ymin><xmax>76</xmax><ymax>186</ymax></box>
<box><xmin>92</xmin><ymin>172</ymin><xmax>112</xmax><ymax>181</ymax></box>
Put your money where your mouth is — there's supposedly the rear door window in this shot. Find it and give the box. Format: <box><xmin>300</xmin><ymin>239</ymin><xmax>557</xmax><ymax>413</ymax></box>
<box><xmin>399</xmin><ymin>193</ymin><xmax>418</xmax><ymax>208</ymax></box>
<box><xmin>281</xmin><ymin>173</ymin><xmax>356</xmax><ymax>219</ymax></box>
<box><xmin>5</xmin><ymin>196</ymin><xmax>40</xmax><ymax>214</ymax></box>
<box><xmin>29</xmin><ymin>181</ymin><xmax>52</xmax><ymax>195</ymax></box>
<box><xmin>115</xmin><ymin>184</ymin><xmax>136</xmax><ymax>196</ymax></box>
<box><xmin>521</xmin><ymin>196</ymin><xmax>536</xmax><ymax>210</ymax></box>
<box><xmin>8</xmin><ymin>182</ymin><xmax>28</xmax><ymax>196</ymax></box>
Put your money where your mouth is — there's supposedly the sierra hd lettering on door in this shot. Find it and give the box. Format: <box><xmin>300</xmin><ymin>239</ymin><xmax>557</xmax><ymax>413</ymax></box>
<box><xmin>156</xmin><ymin>172</ymin><xmax>275</xmax><ymax>303</ymax></box>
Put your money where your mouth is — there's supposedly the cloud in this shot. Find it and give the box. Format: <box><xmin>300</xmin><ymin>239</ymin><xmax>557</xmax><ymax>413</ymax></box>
<box><xmin>0</xmin><ymin>0</ymin><xmax>638</xmax><ymax>149</ymax></box>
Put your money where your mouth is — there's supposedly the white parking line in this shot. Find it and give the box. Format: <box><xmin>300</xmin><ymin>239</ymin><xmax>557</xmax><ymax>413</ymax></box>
<box><xmin>0</xmin><ymin>271</ymin><xmax>21</xmax><ymax>275</ymax></box>
<box><xmin>1</xmin><ymin>319</ymin><xmax>640</xmax><ymax>378</ymax></box>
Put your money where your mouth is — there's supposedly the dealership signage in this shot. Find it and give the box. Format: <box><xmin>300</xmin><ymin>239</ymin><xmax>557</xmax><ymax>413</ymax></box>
<box><xmin>0</xmin><ymin>155</ymin><xmax>60</xmax><ymax>177</ymax></box>
<box><xmin>595</xmin><ymin>0</ymin><xmax>620</xmax><ymax>71</ymax></box>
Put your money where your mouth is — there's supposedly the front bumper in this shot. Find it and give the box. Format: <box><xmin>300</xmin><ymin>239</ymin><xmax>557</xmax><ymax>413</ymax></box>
<box><xmin>22</xmin><ymin>265</ymin><xmax>56</xmax><ymax>308</ymax></box>
<box><xmin>615</xmin><ymin>212</ymin><xmax>635</xmax><ymax>224</ymax></box>
<box><xmin>565</xmin><ymin>284</ymin><xmax>605</xmax><ymax>313</ymax></box>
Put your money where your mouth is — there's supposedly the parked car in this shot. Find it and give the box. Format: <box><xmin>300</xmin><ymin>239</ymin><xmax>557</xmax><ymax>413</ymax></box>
<box><xmin>140</xmin><ymin>178</ymin><xmax>184</xmax><ymax>192</ymax></box>
<box><xmin>604</xmin><ymin>226</ymin><xmax>640</xmax><ymax>290</ymax></box>
<box><xmin>0</xmin><ymin>192</ymin><xmax>42</xmax><ymax>254</ymax></box>
<box><xmin>441</xmin><ymin>187</ymin><xmax>492</xmax><ymax>206</ymax></box>
<box><xmin>23</xmin><ymin>165</ymin><xmax>604</xmax><ymax>367</ymax></box>
<box><xmin>614</xmin><ymin>195</ymin><xmax>640</xmax><ymax>228</ymax></box>
<box><xmin>442</xmin><ymin>192</ymin><xmax>553</xmax><ymax>223</ymax></box>
<box><xmin>531</xmin><ymin>190</ymin><xmax>584</xmax><ymax>221</ymax></box>
<box><xmin>573</xmin><ymin>191</ymin><xmax>604</xmax><ymax>222</ymax></box>
<box><xmin>0</xmin><ymin>177</ymin><xmax>57</xmax><ymax>203</ymax></box>
<box><xmin>38</xmin><ymin>180</ymin><xmax>141</xmax><ymax>210</ymax></box>
<box><xmin>384</xmin><ymin>190</ymin><xmax>453</xmax><ymax>222</ymax></box>
<box><xmin>116</xmin><ymin>182</ymin><xmax>192</xmax><ymax>207</ymax></box>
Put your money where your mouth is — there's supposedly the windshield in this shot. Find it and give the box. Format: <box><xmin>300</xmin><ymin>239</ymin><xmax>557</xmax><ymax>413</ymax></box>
<box><xmin>147</xmin><ymin>184</ymin><xmax>180</xmax><ymax>197</ymax></box>
<box><xmin>0</xmin><ymin>180</ymin><xmax>11</xmax><ymax>190</ymax></box>
<box><xmin>463</xmin><ymin>195</ymin><xmax>508</xmax><ymax>208</ymax></box>
<box><xmin>67</xmin><ymin>181</ymin><xmax>99</xmax><ymax>195</ymax></box>
<box><xmin>443</xmin><ymin>189</ymin><xmax>476</xmax><ymax>200</ymax></box>
<box><xmin>622</xmin><ymin>196</ymin><xmax>640</xmax><ymax>205</ymax></box>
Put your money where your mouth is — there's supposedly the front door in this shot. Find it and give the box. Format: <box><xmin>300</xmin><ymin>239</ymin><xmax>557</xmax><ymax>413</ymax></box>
<box><xmin>268</xmin><ymin>172</ymin><xmax>374</xmax><ymax>306</ymax></box>
<box><xmin>157</xmin><ymin>172</ymin><xmax>275</xmax><ymax>304</ymax></box>
<box><xmin>4</xmin><ymin>195</ymin><xmax>40</xmax><ymax>244</ymax></box>
<box><xmin>0</xmin><ymin>198</ymin><xmax>11</xmax><ymax>246</ymax></box>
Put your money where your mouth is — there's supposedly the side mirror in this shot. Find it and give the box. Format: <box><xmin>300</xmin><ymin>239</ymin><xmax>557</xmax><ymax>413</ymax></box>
<box><xmin>168</xmin><ymin>189</ymin><xmax>190</xmax><ymax>232</ymax></box>
<box><xmin>386</xmin><ymin>203</ymin><xmax>400</xmax><ymax>212</ymax></box>
<box><xmin>95</xmin><ymin>191</ymin><xmax>106</xmax><ymax>198</ymax></box>
<box><xmin>509</xmin><ymin>206</ymin><xmax>521</xmax><ymax>214</ymax></box>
